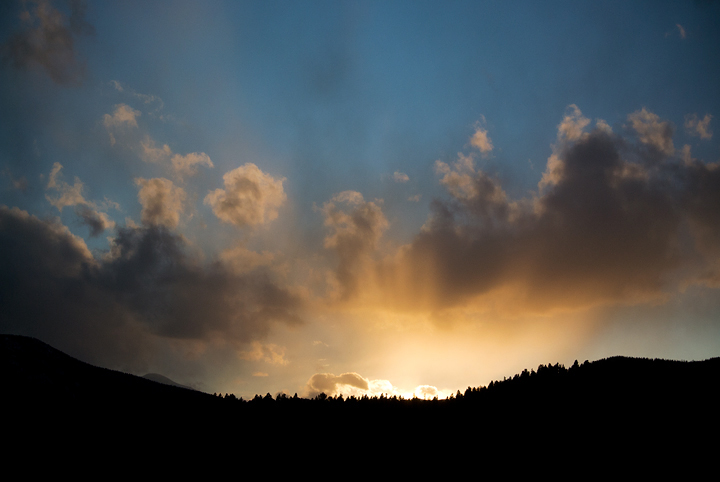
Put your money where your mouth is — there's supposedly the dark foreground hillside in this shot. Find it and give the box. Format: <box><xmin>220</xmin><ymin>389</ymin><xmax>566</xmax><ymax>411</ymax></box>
<box><xmin>2</xmin><ymin>334</ymin><xmax>718</xmax><ymax>471</ymax></box>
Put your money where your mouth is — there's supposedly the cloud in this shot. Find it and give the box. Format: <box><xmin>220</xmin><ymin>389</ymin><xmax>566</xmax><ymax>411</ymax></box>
<box><xmin>322</xmin><ymin>191</ymin><xmax>388</xmax><ymax>300</ymax></box>
<box><xmin>0</xmin><ymin>0</ymin><xmax>94</xmax><ymax>85</ymax></box>
<box><xmin>0</xmin><ymin>206</ymin><xmax>304</xmax><ymax>372</ymax></box>
<box><xmin>46</xmin><ymin>162</ymin><xmax>86</xmax><ymax>210</ymax></box>
<box><xmin>103</xmin><ymin>104</ymin><xmax>141</xmax><ymax>129</ymax></box>
<box><xmin>138</xmin><ymin>137</ymin><xmax>212</xmax><ymax>179</ymax></box>
<box><xmin>539</xmin><ymin>106</ymin><xmax>592</xmax><ymax>189</ymax></box>
<box><xmin>685</xmin><ymin>114</ymin><xmax>713</xmax><ymax>140</ymax></box>
<box><xmin>372</xmin><ymin>107</ymin><xmax>720</xmax><ymax>315</ymax></box>
<box><xmin>540</xmin><ymin>111</ymin><xmax>614</xmax><ymax>190</ymax></box>
<box><xmin>2</xmin><ymin>168</ymin><xmax>28</xmax><ymax>192</ymax></box>
<box><xmin>140</xmin><ymin>136</ymin><xmax>172</xmax><ymax>163</ymax></box>
<box><xmin>413</xmin><ymin>385</ymin><xmax>447</xmax><ymax>400</ymax></box>
<box><xmin>304</xmin><ymin>372</ymin><xmax>427</xmax><ymax>399</ymax></box>
<box><xmin>101</xmin><ymin>225</ymin><xmax>304</xmax><ymax>341</ymax></box>
<box><xmin>45</xmin><ymin>163</ymin><xmax>115</xmax><ymax>236</ymax></box>
<box><xmin>75</xmin><ymin>204</ymin><xmax>115</xmax><ymax>237</ymax></box>
<box><xmin>435</xmin><ymin>154</ymin><xmax>508</xmax><ymax>219</ymax></box>
<box><xmin>220</xmin><ymin>245</ymin><xmax>275</xmax><ymax>274</ymax></box>
<box><xmin>104</xmin><ymin>104</ymin><xmax>141</xmax><ymax>146</ymax></box>
<box><xmin>0</xmin><ymin>205</ymin><xmax>128</xmax><ymax>367</ymax></box>
<box><xmin>677</xmin><ymin>24</ymin><xmax>686</xmax><ymax>39</ymax></box>
<box><xmin>110</xmin><ymin>80</ymin><xmax>166</xmax><ymax>118</ymax></box>
<box><xmin>135</xmin><ymin>177</ymin><xmax>186</xmax><ymax>228</ymax></box>
<box><xmin>627</xmin><ymin>107</ymin><xmax>675</xmax><ymax>155</ymax></box>
<box><xmin>470</xmin><ymin>124</ymin><xmax>493</xmax><ymax>153</ymax></box>
<box><xmin>103</xmin><ymin>89</ymin><xmax>203</xmax><ymax>176</ymax></box>
<box><xmin>171</xmin><ymin>152</ymin><xmax>214</xmax><ymax>179</ymax></box>
<box><xmin>557</xmin><ymin>104</ymin><xmax>591</xmax><ymax>142</ymax></box>
<box><xmin>305</xmin><ymin>372</ymin><xmax>370</xmax><ymax>398</ymax></box>
<box><xmin>393</xmin><ymin>171</ymin><xmax>410</xmax><ymax>183</ymax></box>
<box><xmin>13</xmin><ymin>177</ymin><xmax>28</xmax><ymax>191</ymax></box>
<box><xmin>204</xmin><ymin>163</ymin><xmax>286</xmax><ymax>228</ymax></box>
<box><xmin>239</xmin><ymin>341</ymin><xmax>289</xmax><ymax>366</ymax></box>
<box><xmin>110</xmin><ymin>80</ymin><xmax>124</xmax><ymax>92</ymax></box>
<box><xmin>408</xmin><ymin>194</ymin><xmax>421</xmax><ymax>202</ymax></box>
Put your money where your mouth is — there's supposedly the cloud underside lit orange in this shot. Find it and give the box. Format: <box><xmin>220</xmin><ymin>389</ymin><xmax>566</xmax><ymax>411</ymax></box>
<box><xmin>322</xmin><ymin>109</ymin><xmax>720</xmax><ymax>319</ymax></box>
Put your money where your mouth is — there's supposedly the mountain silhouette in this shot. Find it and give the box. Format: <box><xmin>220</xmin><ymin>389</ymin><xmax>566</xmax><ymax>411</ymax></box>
<box><xmin>142</xmin><ymin>372</ymin><xmax>194</xmax><ymax>390</ymax></box>
<box><xmin>2</xmin><ymin>333</ymin><xmax>717</xmax><ymax>471</ymax></box>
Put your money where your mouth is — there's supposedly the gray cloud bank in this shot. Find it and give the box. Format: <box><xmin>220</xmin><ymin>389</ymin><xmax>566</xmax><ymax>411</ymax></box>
<box><xmin>0</xmin><ymin>206</ymin><xmax>303</xmax><ymax>372</ymax></box>
<box><xmin>374</xmin><ymin>110</ymin><xmax>720</xmax><ymax>314</ymax></box>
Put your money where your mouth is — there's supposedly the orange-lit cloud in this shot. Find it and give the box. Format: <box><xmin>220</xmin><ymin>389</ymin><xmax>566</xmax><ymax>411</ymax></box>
<box><xmin>139</xmin><ymin>136</ymin><xmax>213</xmax><ymax>179</ymax></box>
<box><xmin>321</xmin><ymin>191</ymin><xmax>388</xmax><ymax>300</ymax></box>
<box><xmin>304</xmin><ymin>370</ymin><xmax>450</xmax><ymax>399</ymax></box>
<box><xmin>135</xmin><ymin>177</ymin><xmax>186</xmax><ymax>228</ymax></box>
<box><xmin>220</xmin><ymin>245</ymin><xmax>275</xmax><ymax>274</ymax></box>
<box><xmin>103</xmin><ymin>104</ymin><xmax>140</xmax><ymax>129</ymax></box>
<box><xmin>627</xmin><ymin>107</ymin><xmax>675</xmax><ymax>155</ymax></box>
<box><xmin>140</xmin><ymin>136</ymin><xmax>172</xmax><ymax>163</ymax></box>
<box><xmin>393</xmin><ymin>171</ymin><xmax>410</xmax><ymax>183</ymax></box>
<box><xmin>46</xmin><ymin>162</ymin><xmax>86</xmax><ymax>210</ymax></box>
<box><xmin>470</xmin><ymin>124</ymin><xmax>493</xmax><ymax>153</ymax></box>
<box><xmin>171</xmin><ymin>152</ymin><xmax>214</xmax><ymax>179</ymax></box>
<box><xmin>239</xmin><ymin>341</ymin><xmax>289</xmax><ymax>366</ymax></box>
<box><xmin>204</xmin><ymin>163</ymin><xmax>286</xmax><ymax>228</ymax></box>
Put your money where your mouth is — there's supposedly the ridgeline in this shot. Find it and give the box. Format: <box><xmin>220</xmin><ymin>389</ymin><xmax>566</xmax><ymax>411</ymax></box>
<box><xmin>3</xmin><ymin>334</ymin><xmax>717</xmax><ymax>467</ymax></box>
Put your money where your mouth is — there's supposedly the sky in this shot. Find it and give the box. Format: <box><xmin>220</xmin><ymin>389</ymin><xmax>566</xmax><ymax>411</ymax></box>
<box><xmin>1</xmin><ymin>0</ymin><xmax>719</xmax><ymax>399</ymax></box>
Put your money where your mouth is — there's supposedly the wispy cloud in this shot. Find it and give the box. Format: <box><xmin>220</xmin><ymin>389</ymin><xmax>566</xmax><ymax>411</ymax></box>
<box><xmin>110</xmin><ymin>80</ymin><xmax>166</xmax><ymax>118</ymax></box>
<box><xmin>677</xmin><ymin>24</ymin><xmax>686</xmax><ymax>39</ymax></box>
<box><xmin>685</xmin><ymin>113</ymin><xmax>713</xmax><ymax>140</ymax></box>
<box><xmin>46</xmin><ymin>162</ymin><xmax>86</xmax><ymax>210</ymax></box>
<box><xmin>239</xmin><ymin>341</ymin><xmax>289</xmax><ymax>366</ymax></box>
<box><xmin>627</xmin><ymin>107</ymin><xmax>675</xmax><ymax>155</ymax></box>
<box><xmin>171</xmin><ymin>152</ymin><xmax>214</xmax><ymax>180</ymax></box>
<box><xmin>392</xmin><ymin>171</ymin><xmax>409</xmax><ymax>183</ymax></box>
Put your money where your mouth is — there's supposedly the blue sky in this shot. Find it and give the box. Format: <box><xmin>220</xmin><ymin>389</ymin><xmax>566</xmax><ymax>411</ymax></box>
<box><xmin>2</xmin><ymin>0</ymin><xmax>719</xmax><ymax>398</ymax></box>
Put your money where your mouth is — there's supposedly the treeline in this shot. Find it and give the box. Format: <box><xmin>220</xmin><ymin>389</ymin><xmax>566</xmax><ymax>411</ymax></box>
<box><xmin>212</xmin><ymin>356</ymin><xmax>717</xmax><ymax>409</ymax></box>
<box><xmin>214</xmin><ymin>361</ymin><xmax>584</xmax><ymax>404</ymax></box>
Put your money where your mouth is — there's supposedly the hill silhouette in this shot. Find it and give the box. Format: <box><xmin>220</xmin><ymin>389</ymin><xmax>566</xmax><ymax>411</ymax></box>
<box><xmin>2</xmin><ymin>333</ymin><xmax>718</xmax><ymax>470</ymax></box>
<box><xmin>141</xmin><ymin>372</ymin><xmax>194</xmax><ymax>390</ymax></box>
<box><xmin>1</xmin><ymin>334</ymin><xmax>213</xmax><ymax>411</ymax></box>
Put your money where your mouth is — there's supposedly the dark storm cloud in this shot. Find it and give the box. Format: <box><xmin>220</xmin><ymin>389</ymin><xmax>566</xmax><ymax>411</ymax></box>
<box><xmin>102</xmin><ymin>225</ymin><xmax>303</xmax><ymax>339</ymax></box>
<box><xmin>376</xmin><ymin>117</ymin><xmax>720</xmax><ymax>314</ymax></box>
<box><xmin>0</xmin><ymin>206</ymin><xmax>304</xmax><ymax>370</ymax></box>
<box><xmin>0</xmin><ymin>206</ymin><xmax>145</xmax><ymax>369</ymax></box>
<box><xmin>1</xmin><ymin>0</ymin><xmax>93</xmax><ymax>85</ymax></box>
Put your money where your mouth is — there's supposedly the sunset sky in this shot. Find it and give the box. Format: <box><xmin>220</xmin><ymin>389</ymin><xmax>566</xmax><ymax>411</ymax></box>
<box><xmin>2</xmin><ymin>0</ymin><xmax>719</xmax><ymax>399</ymax></box>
